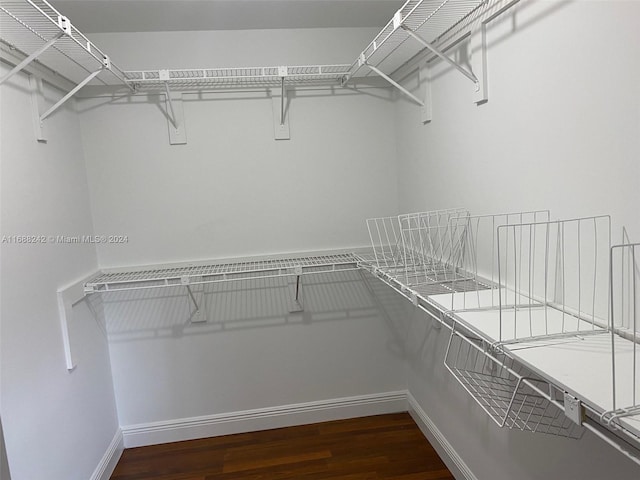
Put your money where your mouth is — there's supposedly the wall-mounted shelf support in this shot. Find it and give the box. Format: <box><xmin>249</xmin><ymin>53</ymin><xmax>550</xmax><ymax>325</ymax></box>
<box><xmin>400</xmin><ymin>26</ymin><xmax>478</xmax><ymax>88</ymax></box>
<box><xmin>421</xmin><ymin>65</ymin><xmax>432</xmax><ymax>124</ymax></box>
<box><xmin>159</xmin><ymin>70</ymin><xmax>187</xmax><ymax>145</ymax></box>
<box><xmin>273</xmin><ymin>67</ymin><xmax>290</xmax><ymax>140</ymax></box>
<box><xmin>0</xmin><ymin>29</ymin><xmax>64</xmax><ymax>86</ymax></box>
<box><xmin>29</xmin><ymin>75</ymin><xmax>47</xmax><ymax>141</ymax></box>
<box><xmin>57</xmin><ymin>272</ymin><xmax>98</xmax><ymax>372</ymax></box>
<box><xmin>181</xmin><ymin>276</ymin><xmax>204</xmax><ymax>322</ymax></box>
<box><xmin>362</xmin><ymin>55</ymin><xmax>423</xmax><ymax>106</ymax></box>
<box><xmin>470</xmin><ymin>24</ymin><xmax>488</xmax><ymax>105</ymax></box>
<box><xmin>290</xmin><ymin>266</ymin><xmax>304</xmax><ymax>313</ymax></box>
<box><xmin>163</xmin><ymin>81</ymin><xmax>179</xmax><ymax>130</ymax></box>
<box><xmin>40</xmin><ymin>67</ymin><xmax>103</xmax><ymax>121</ymax></box>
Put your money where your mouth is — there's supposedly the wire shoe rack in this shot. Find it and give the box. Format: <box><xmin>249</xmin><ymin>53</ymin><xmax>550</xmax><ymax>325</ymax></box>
<box><xmin>359</xmin><ymin>207</ymin><xmax>640</xmax><ymax>465</ymax></box>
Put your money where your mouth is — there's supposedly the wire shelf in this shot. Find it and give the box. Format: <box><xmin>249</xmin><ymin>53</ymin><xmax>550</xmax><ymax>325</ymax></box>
<box><xmin>0</xmin><ymin>0</ymin><xmax>128</xmax><ymax>86</ymax></box>
<box><xmin>345</xmin><ymin>0</ymin><xmax>494</xmax><ymax>81</ymax></box>
<box><xmin>365</xmin><ymin>208</ymin><xmax>472</xmax><ymax>288</ymax></box>
<box><xmin>85</xmin><ymin>253</ymin><xmax>360</xmax><ymax>293</ymax></box>
<box><xmin>445</xmin><ymin>328</ymin><xmax>583</xmax><ymax>438</ymax></box>
<box><xmin>125</xmin><ymin>65</ymin><xmax>351</xmax><ymax>91</ymax></box>
<box><xmin>602</xmin><ymin>239</ymin><xmax>640</xmax><ymax>430</ymax></box>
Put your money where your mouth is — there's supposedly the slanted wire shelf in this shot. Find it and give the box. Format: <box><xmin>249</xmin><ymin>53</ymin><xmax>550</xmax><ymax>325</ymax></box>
<box><xmin>84</xmin><ymin>253</ymin><xmax>360</xmax><ymax>294</ymax></box>
<box><xmin>445</xmin><ymin>327</ymin><xmax>583</xmax><ymax>438</ymax></box>
<box><xmin>124</xmin><ymin>65</ymin><xmax>351</xmax><ymax>91</ymax></box>
<box><xmin>344</xmin><ymin>0</ymin><xmax>492</xmax><ymax>82</ymax></box>
<box><xmin>0</xmin><ymin>0</ymin><xmax>128</xmax><ymax>86</ymax></box>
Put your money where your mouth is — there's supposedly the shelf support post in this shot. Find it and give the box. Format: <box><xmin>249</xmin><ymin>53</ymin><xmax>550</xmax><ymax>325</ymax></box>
<box><xmin>0</xmin><ymin>31</ymin><xmax>64</xmax><ymax>86</ymax></box>
<box><xmin>181</xmin><ymin>277</ymin><xmax>204</xmax><ymax>322</ymax></box>
<box><xmin>280</xmin><ymin>76</ymin><xmax>286</xmax><ymax>125</ymax></box>
<box><xmin>421</xmin><ymin>65</ymin><xmax>432</xmax><ymax>124</ymax></box>
<box><xmin>289</xmin><ymin>266</ymin><xmax>304</xmax><ymax>313</ymax></box>
<box><xmin>401</xmin><ymin>26</ymin><xmax>479</xmax><ymax>87</ymax></box>
<box><xmin>40</xmin><ymin>68</ymin><xmax>103</xmax><ymax>121</ymax></box>
<box><xmin>159</xmin><ymin>71</ymin><xmax>187</xmax><ymax>145</ymax></box>
<box><xmin>470</xmin><ymin>23</ymin><xmax>489</xmax><ymax>105</ymax></box>
<box><xmin>273</xmin><ymin>67</ymin><xmax>290</xmax><ymax>140</ymax></box>
<box><xmin>365</xmin><ymin>61</ymin><xmax>424</xmax><ymax>106</ymax></box>
<box><xmin>29</xmin><ymin>75</ymin><xmax>47</xmax><ymax>142</ymax></box>
<box><xmin>163</xmin><ymin>81</ymin><xmax>179</xmax><ymax>130</ymax></box>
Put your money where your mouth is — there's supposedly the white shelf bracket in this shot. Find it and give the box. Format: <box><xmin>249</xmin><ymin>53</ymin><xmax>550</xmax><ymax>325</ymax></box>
<box><xmin>57</xmin><ymin>273</ymin><xmax>97</xmax><ymax>372</ymax></box>
<box><xmin>0</xmin><ymin>31</ymin><xmax>64</xmax><ymax>86</ymax></box>
<box><xmin>40</xmin><ymin>68</ymin><xmax>103</xmax><ymax>121</ymax></box>
<box><xmin>163</xmin><ymin>80</ymin><xmax>179</xmax><ymax>130</ymax></box>
<box><xmin>421</xmin><ymin>65</ymin><xmax>432</xmax><ymax>124</ymax></box>
<box><xmin>289</xmin><ymin>266</ymin><xmax>304</xmax><ymax>313</ymax></box>
<box><xmin>401</xmin><ymin>26</ymin><xmax>479</xmax><ymax>88</ymax></box>
<box><xmin>181</xmin><ymin>277</ymin><xmax>204</xmax><ymax>322</ymax></box>
<box><xmin>160</xmin><ymin>72</ymin><xmax>187</xmax><ymax>145</ymax></box>
<box><xmin>365</xmin><ymin>62</ymin><xmax>424</xmax><ymax>106</ymax></box>
<box><xmin>273</xmin><ymin>67</ymin><xmax>290</xmax><ymax>140</ymax></box>
<box><xmin>29</xmin><ymin>75</ymin><xmax>47</xmax><ymax>142</ymax></box>
<box><xmin>470</xmin><ymin>23</ymin><xmax>489</xmax><ymax>105</ymax></box>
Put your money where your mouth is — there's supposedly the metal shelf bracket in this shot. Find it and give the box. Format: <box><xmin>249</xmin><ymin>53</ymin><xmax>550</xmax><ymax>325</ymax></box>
<box><xmin>289</xmin><ymin>265</ymin><xmax>304</xmax><ymax>313</ymax></box>
<box><xmin>273</xmin><ymin>66</ymin><xmax>290</xmax><ymax>140</ymax></box>
<box><xmin>160</xmin><ymin>71</ymin><xmax>187</xmax><ymax>145</ymax></box>
<box><xmin>29</xmin><ymin>75</ymin><xmax>47</xmax><ymax>142</ymax></box>
<box><xmin>401</xmin><ymin>25</ymin><xmax>479</xmax><ymax>89</ymax></box>
<box><xmin>0</xmin><ymin>30</ymin><xmax>64</xmax><ymax>86</ymax></box>
<box><xmin>181</xmin><ymin>276</ymin><xmax>204</xmax><ymax>322</ymax></box>
<box><xmin>361</xmin><ymin>53</ymin><xmax>424</xmax><ymax>106</ymax></box>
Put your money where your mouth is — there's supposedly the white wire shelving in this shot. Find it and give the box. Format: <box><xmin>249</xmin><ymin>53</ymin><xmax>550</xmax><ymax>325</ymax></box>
<box><xmin>0</xmin><ymin>0</ymin><xmax>128</xmax><ymax>86</ymax></box>
<box><xmin>124</xmin><ymin>65</ymin><xmax>352</xmax><ymax>91</ymax></box>
<box><xmin>84</xmin><ymin>253</ymin><xmax>360</xmax><ymax>294</ymax></box>
<box><xmin>358</xmin><ymin>208</ymin><xmax>640</xmax><ymax>466</ymax></box>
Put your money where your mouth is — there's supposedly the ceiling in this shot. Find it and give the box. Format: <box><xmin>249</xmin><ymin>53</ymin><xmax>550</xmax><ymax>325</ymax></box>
<box><xmin>51</xmin><ymin>0</ymin><xmax>405</xmax><ymax>33</ymax></box>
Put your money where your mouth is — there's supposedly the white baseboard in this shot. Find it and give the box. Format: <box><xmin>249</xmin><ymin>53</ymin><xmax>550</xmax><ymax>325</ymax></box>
<box><xmin>90</xmin><ymin>428</ymin><xmax>123</xmax><ymax>480</ymax></box>
<box><xmin>407</xmin><ymin>392</ymin><xmax>477</xmax><ymax>480</ymax></box>
<box><xmin>122</xmin><ymin>390</ymin><xmax>408</xmax><ymax>448</ymax></box>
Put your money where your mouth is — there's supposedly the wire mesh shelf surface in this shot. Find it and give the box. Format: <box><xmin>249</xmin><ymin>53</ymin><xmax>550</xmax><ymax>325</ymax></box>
<box><xmin>0</xmin><ymin>0</ymin><xmax>128</xmax><ymax>85</ymax></box>
<box><xmin>345</xmin><ymin>0</ymin><xmax>506</xmax><ymax>81</ymax></box>
<box><xmin>124</xmin><ymin>65</ymin><xmax>352</xmax><ymax>91</ymax></box>
<box><xmin>365</xmin><ymin>208</ymin><xmax>472</xmax><ymax>286</ymax></box>
<box><xmin>85</xmin><ymin>253</ymin><xmax>360</xmax><ymax>293</ymax></box>
<box><xmin>445</xmin><ymin>328</ymin><xmax>583</xmax><ymax>438</ymax></box>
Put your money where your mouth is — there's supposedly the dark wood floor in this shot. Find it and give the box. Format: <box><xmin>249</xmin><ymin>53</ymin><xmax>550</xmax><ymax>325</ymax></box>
<box><xmin>111</xmin><ymin>413</ymin><xmax>455</xmax><ymax>480</ymax></box>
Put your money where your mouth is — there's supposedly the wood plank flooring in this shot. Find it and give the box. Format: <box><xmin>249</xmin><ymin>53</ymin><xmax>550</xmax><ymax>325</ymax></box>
<box><xmin>111</xmin><ymin>413</ymin><xmax>455</xmax><ymax>480</ymax></box>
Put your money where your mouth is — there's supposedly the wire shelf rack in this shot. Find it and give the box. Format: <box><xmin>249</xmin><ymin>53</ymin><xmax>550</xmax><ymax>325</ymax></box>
<box><xmin>0</xmin><ymin>0</ymin><xmax>128</xmax><ymax>86</ymax></box>
<box><xmin>124</xmin><ymin>65</ymin><xmax>352</xmax><ymax>91</ymax></box>
<box><xmin>344</xmin><ymin>0</ymin><xmax>499</xmax><ymax>82</ymax></box>
<box><xmin>602</xmin><ymin>239</ymin><xmax>640</xmax><ymax>429</ymax></box>
<box><xmin>445</xmin><ymin>328</ymin><xmax>583</xmax><ymax>438</ymax></box>
<box><xmin>85</xmin><ymin>253</ymin><xmax>360</xmax><ymax>293</ymax></box>
<box><xmin>364</xmin><ymin>208</ymin><xmax>476</xmax><ymax>289</ymax></box>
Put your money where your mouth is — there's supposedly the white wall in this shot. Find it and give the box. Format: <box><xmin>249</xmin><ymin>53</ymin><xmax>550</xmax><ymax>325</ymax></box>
<box><xmin>394</xmin><ymin>1</ymin><xmax>640</xmax><ymax>478</ymax></box>
<box><xmin>0</xmin><ymin>68</ymin><xmax>120</xmax><ymax>480</ymax></box>
<box><xmin>76</xmin><ymin>27</ymin><xmax>406</xmax><ymax>443</ymax></box>
<box><xmin>394</xmin><ymin>0</ymin><xmax>640</xmax><ymax>240</ymax></box>
<box><xmin>80</xmin><ymin>28</ymin><xmax>398</xmax><ymax>268</ymax></box>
